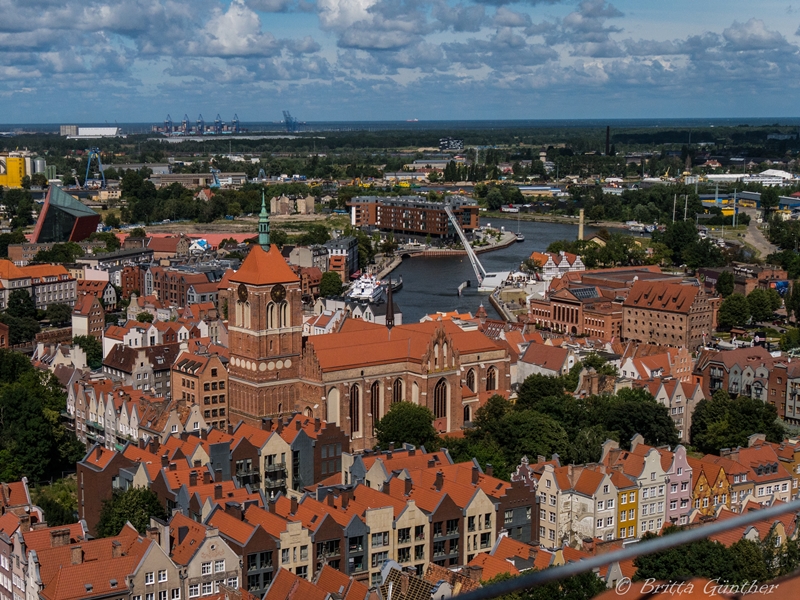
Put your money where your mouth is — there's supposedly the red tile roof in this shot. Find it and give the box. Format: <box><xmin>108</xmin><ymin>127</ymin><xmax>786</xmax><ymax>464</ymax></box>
<box><xmin>230</xmin><ymin>245</ymin><xmax>299</xmax><ymax>286</ymax></box>
<box><xmin>468</xmin><ymin>551</ymin><xmax>520</xmax><ymax>581</ymax></box>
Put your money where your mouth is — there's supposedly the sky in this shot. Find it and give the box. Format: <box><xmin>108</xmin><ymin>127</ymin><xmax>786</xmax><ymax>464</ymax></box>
<box><xmin>2</xmin><ymin>0</ymin><xmax>800</xmax><ymax>123</ymax></box>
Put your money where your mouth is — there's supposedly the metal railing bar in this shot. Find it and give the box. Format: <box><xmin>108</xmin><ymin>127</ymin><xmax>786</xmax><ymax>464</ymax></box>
<box><xmin>456</xmin><ymin>498</ymin><xmax>800</xmax><ymax>600</ymax></box>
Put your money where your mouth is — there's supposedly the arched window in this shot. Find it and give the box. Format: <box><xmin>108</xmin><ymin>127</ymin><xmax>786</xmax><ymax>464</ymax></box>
<box><xmin>392</xmin><ymin>378</ymin><xmax>403</xmax><ymax>404</ymax></box>
<box><xmin>433</xmin><ymin>343</ymin><xmax>439</xmax><ymax>368</ymax></box>
<box><xmin>443</xmin><ymin>342</ymin><xmax>448</xmax><ymax>365</ymax></box>
<box><xmin>350</xmin><ymin>385</ymin><xmax>360</xmax><ymax>433</ymax></box>
<box><xmin>244</xmin><ymin>302</ymin><xmax>251</xmax><ymax>329</ymax></box>
<box><xmin>280</xmin><ymin>301</ymin><xmax>289</xmax><ymax>328</ymax></box>
<box><xmin>370</xmin><ymin>381</ymin><xmax>380</xmax><ymax>433</ymax></box>
<box><xmin>327</xmin><ymin>387</ymin><xmax>340</xmax><ymax>426</ymax></box>
<box><xmin>466</xmin><ymin>369</ymin><xmax>476</xmax><ymax>393</ymax></box>
<box><xmin>433</xmin><ymin>378</ymin><xmax>447</xmax><ymax>419</ymax></box>
<box><xmin>277</xmin><ymin>402</ymin><xmax>282</xmax><ymax>414</ymax></box>
<box><xmin>266</xmin><ymin>302</ymin><xmax>275</xmax><ymax>329</ymax></box>
<box><xmin>463</xmin><ymin>405</ymin><xmax>471</xmax><ymax>424</ymax></box>
<box><xmin>486</xmin><ymin>367</ymin><xmax>497</xmax><ymax>391</ymax></box>
<box><xmin>412</xmin><ymin>381</ymin><xmax>419</xmax><ymax>404</ymax></box>
<box><xmin>305</xmin><ymin>407</ymin><xmax>313</xmax><ymax>418</ymax></box>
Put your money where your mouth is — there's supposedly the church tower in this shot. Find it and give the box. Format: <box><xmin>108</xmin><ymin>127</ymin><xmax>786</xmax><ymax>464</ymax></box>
<box><xmin>227</xmin><ymin>199</ymin><xmax>305</xmax><ymax>425</ymax></box>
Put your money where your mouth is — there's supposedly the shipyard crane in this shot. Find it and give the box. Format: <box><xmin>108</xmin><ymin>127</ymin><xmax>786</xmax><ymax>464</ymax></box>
<box><xmin>282</xmin><ymin>110</ymin><xmax>298</xmax><ymax>133</ymax></box>
<box><xmin>231</xmin><ymin>114</ymin><xmax>240</xmax><ymax>134</ymax></box>
<box><xmin>164</xmin><ymin>114</ymin><xmax>173</xmax><ymax>134</ymax></box>
<box><xmin>209</xmin><ymin>167</ymin><xmax>221</xmax><ymax>188</ymax></box>
<box><xmin>196</xmin><ymin>114</ymin><xmax>205</xmax><ymax>135</ymax></box>
<box><xmin>214</xmin><ymin>114</ymin><xmax>223</xmax><ymax>134</ymax></box>
<box><xmin>181</xmin><ymin>114</ymin><xmax>190</xmax><ymax>134</ymax></box>
<box><xmin>256</xmin><ymin>168</ymin><xmax>267</xmax><ymax>182</ymax></box>
<box><xmin>84</xmin><ymin>147</ymin><xmax>106</xmax><ymax>189</ymax></box>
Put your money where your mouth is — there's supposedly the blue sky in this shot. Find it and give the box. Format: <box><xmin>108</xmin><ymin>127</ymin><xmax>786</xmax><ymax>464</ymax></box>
<box><xmin>2</xmin><ymin>0</ymin><xmax>800</xmax><ymax>123</ymax></box>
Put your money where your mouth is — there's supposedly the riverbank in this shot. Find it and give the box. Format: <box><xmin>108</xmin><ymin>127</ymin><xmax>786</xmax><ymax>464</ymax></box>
<box><xmin>482</xmin><ymin>211</ymin><xmax>624</xmax><ymax>231</ymax></box>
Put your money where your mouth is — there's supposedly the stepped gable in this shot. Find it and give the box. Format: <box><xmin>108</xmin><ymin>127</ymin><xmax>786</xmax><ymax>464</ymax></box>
<box><xmin>229</xmin><ymin>244</ymin><xmax>298</xmax><ymax>286</ymax></box>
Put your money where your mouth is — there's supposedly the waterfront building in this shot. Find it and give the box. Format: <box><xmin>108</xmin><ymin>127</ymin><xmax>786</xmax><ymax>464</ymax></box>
<box><xmin>32</xmin><ymin>185</ymin><xmax>101</xmax><ymax>243</ymax></box>
<box><xmin>348</xmin><ymin>195</ymin><xmax>479</xmax><ymax>238</ymax></box>
<box><xmin>529</xmin><ymin>251</ymin><xmax>585</xmax><ymax>281</ymax></box>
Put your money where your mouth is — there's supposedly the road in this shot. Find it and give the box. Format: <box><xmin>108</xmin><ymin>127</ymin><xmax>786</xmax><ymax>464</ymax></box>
<box><xmin>740</xmin><ymin>208</ymin><xmax>778</xmax><ymax>259</ymax></box>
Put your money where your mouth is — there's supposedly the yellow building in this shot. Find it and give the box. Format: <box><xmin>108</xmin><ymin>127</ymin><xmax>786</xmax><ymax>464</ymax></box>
<box><xmin>612</xmin><ymin>470</ymin><xmax>639</xmax><ymax>539</ymax></box>
<box><xmin>688</xmin><ymin>458</ymin><xmax>731</xmax><ymax>517</ymax></box>
<box><xmin>0</xmin><ymin>156</ymin><xmax>26</xmax><ymax>188</ymax></box>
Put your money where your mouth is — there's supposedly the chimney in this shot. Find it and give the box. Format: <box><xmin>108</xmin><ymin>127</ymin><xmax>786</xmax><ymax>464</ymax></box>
<box><xmin>161</xmin><ymin>453</ymin><xmax>169</xmax><ymax>467</ymax></box>
<box><xmin>214</xmin><ymin>484</ymin><xmax>223</xmax><ymax>500</ymax></box>
<box><xmin>389</xmin><ymin>443</ymin><xmax>395</xmax><ymax>452</ymax></box>
<box><xmin>427</xmin><ymin>458</ymin><xmax>436</xmax><ymax>468</ymax></box>
<box><xmin>408</xmin><ymin>448</ymin><xmax>415</xmax><ymax>457</ymax></box>
<box><xmin>146</xmin><ymin>527</ymin><xmax>160</xmax><ymax>545</ymax></box>
<box><xmin>582</xmin><ymin>537</ymin><xmax>596</xmax><ymax>555</ymax></box>
<box><xmin>227</xmin><ymin>423</ymin><xmax>234</xmax><ymax>435</ymax></box>
<box><xmin>405</xmin><ymin>477</ymin><xmax>413</xmax><ymax>496</ymax></box>
<box><xmin>486</xmin><ymin>464</ymin><xmax>494</xmax><ymax>477</ymax></box>
<box><xmin>276</xmin><ymin>420</ymin><xmax>283</xmax><ymax>434</ymax></box>
<box><xmin>268</xmin><ymin>500</ymin><xmax>276</xmax><ymax>514</ymax></box>
<box><xmin>327</xmin><ymin>493</ymin><xmax>335</xmax><ymax>507</ymax></box>
<box><xmin>203</xmin><ymin>471</ymin><xmax>211</xmax><ymax>485</ymax></box>
<box><xmin>215</xmin><ymin>468</ymin><xmax>222</xmax><ymax>482</ymax></box>
<box><xmin>386</xmin><ymin>451</ymin><xmax>392</xmax><ymax>460</ymax></box>
<box><xmin>261</xmin><ymin>417</ymin><xmax>272</xmax><ymax>431</ymax></box>
<box><xmin>296</xmin><ymin>419</ymin><xmax>302</xmax><ymax>431</ymax></box>
<box><xmin>200</xmin><ymin>428</ymin><xmax>207</xmax><ymax>441</ymax></box>
<box><xmin>50</xmin><ymin>528</ymin><xmax>71</xmax><ymax>548</ymax></box>
<box><xmin>537</xmin><ymin>455</ymin><xmax>546</xmax><ymax>464</ymax></box>
<box><xmin>434</xmin><ymin>471</ymin><xmax>444</xmax><ymax>491</ymax></box>
<box><xmin>472</xmin><ymin>465</ymin><xmax>480</xmax><ymax>485</ymax></box>
<box><xmin>19</xmin><ymin>515</ymin><xmax>31</xmax><ymax>534</ymax></box>
<box><xmin>111</xmin><ymin>540</ymin><xmax>123</xmax><ymax>558</ymax></box>
<box><xmin>290</xmin><ymin>497</ymin><xmax>298</xmax><ymax>515</ymax></box>
<box><xmin>169</xmin><ymin>462</ymin><xmax>177</xmax><ymax>471</ymax></box>
<box><xmin>138</xmin><ymin>438</ymin><xmax>147</xmax><ymax>450</ymax></box>
<box><xmin>193</xmin><ymin>460</ymin><xmax>201</xmax><ymax>468</ymax></box>
<box><xmin>341</xmin><ymin>490</ymin><xmax>351</xmax><ymax>510</ymax></box>
<box><xmin>70</xmin><ymin>546</ymin><xmax>83</xmax><ymax>565</ymax></box>
<box><xmin>189</xmin><ymin>471</ymin><xmax>198</xmax><ymax>487</ymax></box>
<box><xmin>578</xmin><ymin>208</ymin><xmax>585</xmax><ymax>242</ymax></box>
<box><xmin>314</xmin><ymin>418</ymin><xmax>321</xmax><ymax>432</ymax></box>
<box><xmin>149</xmin><ymin>438</ymin><xmax>159</xmax><ymax>455</ymax></box>
<box><xmin>225</xmin><ymin>501</ymin><xmax>244</xmax><ymax>521</ymax></box>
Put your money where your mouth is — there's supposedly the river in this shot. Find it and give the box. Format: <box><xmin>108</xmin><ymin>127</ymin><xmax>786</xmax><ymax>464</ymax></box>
<box><xmin>391</xmin><ymin>218</ymin><xmax>601</xmax><ymax>323</ymax></box>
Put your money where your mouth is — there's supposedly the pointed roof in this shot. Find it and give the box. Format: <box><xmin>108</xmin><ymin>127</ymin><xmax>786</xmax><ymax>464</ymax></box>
<box><xmin>229</xmin><ymin>245</ymin><xmax>298</xmax><ymax>286</ymax></box>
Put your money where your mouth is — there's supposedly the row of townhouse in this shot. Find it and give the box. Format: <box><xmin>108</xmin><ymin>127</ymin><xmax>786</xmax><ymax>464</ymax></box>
<box><xmin>103</xmin><ymin>316</ymin><xmax>218</xmax><ymax>360</ymax></box>
<box><xmin>693</xmin><ymin>345</ymin><xmax>800</xmax><ymax>425</ymax></box>
<box><xmin>77</xmin><ymin>433</ymin><xmax>537</xmax><ymax>595</ymax></box>
<box><xmin>0</xmin><ymin>261</ymin><xmax>77</xmax><ymax>311</ymax></box>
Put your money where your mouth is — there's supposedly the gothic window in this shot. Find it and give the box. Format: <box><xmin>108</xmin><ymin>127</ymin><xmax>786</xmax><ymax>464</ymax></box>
<box><xmin>486</xmin><ymin>367</ymin><xmax>497</xmax><ymax>391</ymax></box>
<box><xmin>466</xmin><ymin>369</ymin><xmax>476</xmax><ymax>393</ymax></box>
<box><xmin>244</xmin><ymin>302</ymin><xmax>251</xmax><ymax>329</ymax></box>
<box><xmin>464</xmin><ymin>405</ymin><xmax>471</xmax><ymax>423</ymax></box>
<box><xmin>443</xmin><ymin>342</ymin><xmax>448</xmax><ymax>366</ymax></box>
<box><xmin>267</xmin><ymin>303</ymin><xmax>276</xmax><ymax>329</ymax></box>
<box><xmin>433</xmin><ymin>343</ymin><xmax>439</xmax><ymax>368</ymax></box>
<box><xmin>350</xmin><ymin>385</ymin><xmax>360</xmax><ymax>433</ymax></box>
<box><xmin>280</xmin><ymin>301</ymin><xmax>289</xmax><ymax>328</ymax></box>
<box><xmin>392</xmin><ymin>378</ymin><xmax>403</xmax><ymax>404</ymax></box>
<box><xmin>370</xmin><ymin>381</ymin><xmax>380</xmax><ymax>433</ymax></box>
<box><xmin>433</xmin><ymin>378</ymin><xmax>447</xmax><ymax>419</ymax></box>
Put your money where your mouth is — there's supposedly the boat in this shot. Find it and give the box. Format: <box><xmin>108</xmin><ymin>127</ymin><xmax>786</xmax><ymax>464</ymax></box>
<box><xmin>387</xmin><ymin>276</ymin><xmax>403</xmax><ymax>292</ymax></box>
<box><xmin>515</xmin><ymin>214</ymin><xmax>525</xmax><ymax>242</ymax></box>
<box><xmin>346</xmin><ymin>274</ymin><xmax>385</xmax><ymax>303</ymax></box>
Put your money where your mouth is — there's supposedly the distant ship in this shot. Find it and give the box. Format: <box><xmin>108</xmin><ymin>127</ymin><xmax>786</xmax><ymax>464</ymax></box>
<box><xmin>406</xmin><ymin>119</ymin><xmax>419</xmax><ymax>122</ymax></box>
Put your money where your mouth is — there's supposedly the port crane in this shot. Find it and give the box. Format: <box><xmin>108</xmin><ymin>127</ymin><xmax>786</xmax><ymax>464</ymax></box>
<box><xmin>232</xmin><ymin>114</ymin><xmax>240</xmax><ymax>134</ymax></box>
<box><xmin>197</xmin><ymin>114</ymin><xmax>205</xmax><ymax>135</ymax></box>
<box><xmin>181</xmin><ymin>114</ymin><xmax>190</xmax><ymax>134</ymax></box>
<box><xmin>214</xmin><ymin>114</ymin><xmax>223</xmax><ymax>134</ymax></box>
<box><xmin>164</xmin><ymin>114</ymin><xmax>173</xmax><ymax>134</ymax></box>
<box><xmin>283</xmin><ymin>111</ymin><xmax>298</xmax><ymax>133</ymax></box>
<box><xmin>84</xmin><ymin>147</ymin><xmax>106</xmax><ymax>189</ymax></box>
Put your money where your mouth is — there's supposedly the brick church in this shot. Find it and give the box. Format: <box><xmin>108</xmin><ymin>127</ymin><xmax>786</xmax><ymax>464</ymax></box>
<box><xmin>222</xmin><ymin>199</ymin><xmax>511</xmax><ymax>448</ymax></box>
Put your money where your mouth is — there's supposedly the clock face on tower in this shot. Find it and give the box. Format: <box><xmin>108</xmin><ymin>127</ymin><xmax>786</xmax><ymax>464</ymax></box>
<box><xmin>271</xmin><ymin>284</ymin><xmax>286</xmax><ymax>303</ymax></box>
<box><xmin>237</xmin><ymin>283</ymin><xmax>248</xmax><ymax>302</ymax></box>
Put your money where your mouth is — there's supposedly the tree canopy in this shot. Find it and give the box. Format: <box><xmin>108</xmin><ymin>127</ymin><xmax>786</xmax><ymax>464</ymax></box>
<box><xmin>136</xmin><ymin>311</ymin><xmax>154</xmax><ymax>323</ymax></box>
<box><xmin>96</xmin><ymin>486</ymin><xmax>169</xmax><ymax>537</ymax></box>
<box><xmin>319</xmin><ymin>271</ymin><xmax>344</xmax><ymax>297</ymax></box>
<box><xmin>715</xmin><ymin>270</ymin><xmax>735</xmax><ymax>298</ymax></box>
<box><xmin>374</xmin><ymin>401</ymin><xmax>438</xmax><ymax>451</ymax></box>
<box><xmin>718</xmin><ymin>293</ymin><xmax>751</xmax><ymax>328</ymax></box>
<box><xmin>73</xmin><ymin>335</ymin><xmax>103</xmax><ymax>370</ymax></box>
<box><xmin>690</xmin><ymin>390</ymin><xmax>786</xmax><ymax>455</ymax></box>
<box><xmin>46</xmin><ymin>303</ymin><xmax>72</xmax><ymax>327</ymax></box>
<box><xmin>484</xmin><ymin>569</ymin><xmax>606</xmax><ymax>600</ymax></box>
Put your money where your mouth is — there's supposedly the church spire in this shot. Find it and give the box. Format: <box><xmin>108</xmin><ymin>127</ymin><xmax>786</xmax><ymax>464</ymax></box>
<box><xmin>258</xmin><ymin>190</ymin><xmax>270</xmax><ymax>248</ymax></box>
<box><xmin>385</xmin><ymin>280</ymin><xmax>394</xmax><ymax>330</ymax></box>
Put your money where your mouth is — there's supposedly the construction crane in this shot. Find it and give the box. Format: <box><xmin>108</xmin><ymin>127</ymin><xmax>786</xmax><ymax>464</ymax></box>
<box><xmin>282</xmin><ymin>110</ymin><xmax>298</xmax><ymax>133</ymax></box>
<box><xmin>196</xmin><ymin>114</ymin><xmax>205</xmax><ymax>135</ymax></box>
<box><xmin>182</xmin><ymin>114</ymin><xmax>190</xmax><ymax>134</ymax></box>
<box><xmin>164</xmin><ymin>114</ymin><xmax>173</xmax><ymax>134</ymax></box>
<box><xmin>209</xmin><ymin>167</ymin><xmax>221</xmax><ymax>188</ymax></box>
<box><xmin>84</xmin><ymin>147</ymin><xmax>106</xmax><ymax>189</ymax></box>
<box><xmin>214</xmin><ymin>114</ymin><xmax>223</xmax><ymax>135</ymax></box>
<box><xmin>231</xmin><ymin>114</ymin><xmax>240</xmax><ymax>134</ymax></box>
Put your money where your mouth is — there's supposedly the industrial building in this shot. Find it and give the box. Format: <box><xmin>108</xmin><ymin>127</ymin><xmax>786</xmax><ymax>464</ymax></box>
<box><xmin>33</xmin><ymin>186</ymin><xmax>101</xmax><ymax>243</ymax></box>
<box><xmin>60</xmin><ymin>125</ymin><xmax>122</xmax><ymax>138</ymax></box>
<box><xmin>348</xmin><ymin>195</ymin><xmax>479</xmax><ymax>238</ymax></box>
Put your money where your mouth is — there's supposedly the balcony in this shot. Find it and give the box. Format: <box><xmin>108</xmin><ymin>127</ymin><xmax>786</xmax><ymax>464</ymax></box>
<box><xmin>264</xmin><ymin>462</ymin><xmax>286</xmax><ymax>473</ymax></box>
<box><xmin>264</xmin><ymin>478</ymin><xmax>286</xmax><ymax>489</ymax></box>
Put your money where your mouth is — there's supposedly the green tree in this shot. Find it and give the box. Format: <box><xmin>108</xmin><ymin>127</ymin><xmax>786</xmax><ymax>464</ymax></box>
<box><xmin>129</xmin><ymin>227</ymin><xmax>147</xmax><ymax>239</ymax></box>
<box><xmin>32</xmin><ymin>242</ymin><xmax>84</xmax><ymax>264</ymax></box>
<box><xmin>486</xmin><ymin>187</ymin><xmax>505</xmax><ymax>210</ymax></box>
<box><xmin>718</xmin><ymin>293</ymin><xmax>751</xmax><ymax>328</ymax></box>
<box><xmin>0</xmin><ymin>230</ymin><xmax>26</xmax><ymax>258</ymax></box>
<box><xmin>96</xmin><ymin>487</ymin><xmax>168</xmax><ymax>538</ymax></box>
<box><xmin>319</xmin><ymin>271</ymin><xmax>344</xmax><ymax>297</ymax></box>
<box><xmin>374</xmin><ymin>402</ymin><xmax>438</xmax><ymax>450</ymax></box>
<box><xmin>690</xmin><ymin>390</ymin><xmax>786</xmax><ymax>454</ymax></box>
<box><xmin>0</xmin><ymin>314</ymin><xmax>40</xmax><ymax>345</ymax></box>
<box><xmin>136</xmin><ymin>311</ymin><xmax>154</xmax><ymax>323</ymax></box>
<box><xmin>33</xmin><ymin>478</ymin><xmax>78</xmax><ymax>527</ymax></box>
<box><xmin>716</xmin><ymin>270</ymin><xmax>735</xmax><ymax>298</ymax></box>
<box><xmin>89</xmin><ymin>231</ymin><xmax>121</xmax><ymax>252</ymax></box>
<box><xmin>485</xmin><ymin>569</ymin><xmax>606</xmax><ymax>600</ymax></box>
<box><xmin>781</xmin><ymin>328</ymin><xmax>800</xmax><ymax>351</ymax></box>
<box><xmin>760</xmin><ymin>187</ymin><xmax>780</xmax><ymax>213</ymax></box>
<box><xmin>297</xmin><ymin>224</ymin><xmax>331</xmax><ymax>246</ymax></box>
<box><xmin>515</xmin><ymin>374</ymin><xmax>568</xmax><ymax>411</ymax></box>
<box><xmin>6</xmin><ymin>289</ymin><xmax>37</xmax><ymax>319</ymax></box>
<box><xmin>270</xmin><ymin>229</ymin><xmax>289</xmax><ymax>248</ymax></box>
<box><xmin>73</xmin><ymin>335</ymin><xmax>103</xmax><ymax>369</ymax></box>
<box><xmin>46</xmin><ymin>303</ymin><xmax>72</xmax><ymax>327</ymax></box>
<box><xmin>104</xmin><ymin>212</ymin><xmax>121</xmax><ymax>229</ymax></box>
<box><xmin>748</xmin><ymin>288</ymin><xmax>778</xmax><ymax>322</ymax></box>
